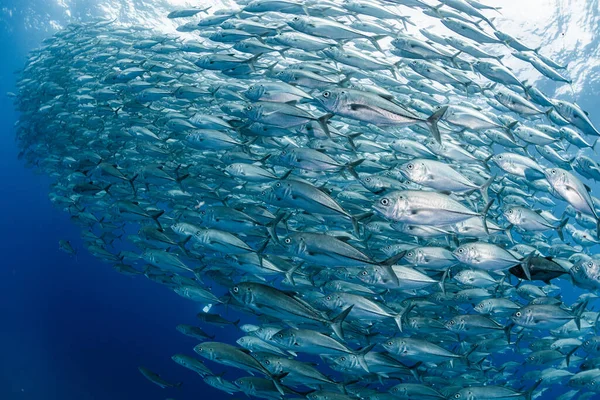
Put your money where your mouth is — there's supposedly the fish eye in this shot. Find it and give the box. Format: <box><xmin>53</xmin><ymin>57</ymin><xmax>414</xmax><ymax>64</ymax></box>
<box><xmin>551</xmin><ymin>169</ymin><xmax>557</xmax><ymax>174</ymax></box>
<box><xmin>326</xmin><ymin>296</ymin><xmax>331</xmax><ymax>300</ymax></box>
<box><xmin>284</xmin><ymin>238</ymin><xmax>291</xmax><ymax>244</ymax></box>
<box><xmin>407</xmin><ymin>251</ymin><xmax>413</xmax><ymax>257</ymax></box>
<box><xmin>261</xmin><ymin>191</ymin><xmax>266</xmax><ymax>195</ymax></box>
<box><xmin>323</xmin><ymin>91</ymin><xmax>330</xmax><ymax>98</ymax></box>
<box><xmin>455</xmin><ymin>395</ymin><xmax>461</xmax><ymax>399</ymax></box>
<box><xmin>361</xmin><ymin>271</ymin><xmax>368</xmax><ymax>275</ymax></box>
<box><xmin>508</xmin><ymin>210</ymin><xmax>513</xmax><ymax>214</ymax></box>
<box><xmin>365</xmin><ymin>177</ymin><xmax>371</xmax><ymax>182</ymax></box>
<box><xmin>246</xmin><ymin>105</ymin><xmax>253</xmax><ymax>110</ymax></box>
<box><xmin>407</xmin><ymin>163</ymin><xmax>413</xmax><ymax>169</ymax></box>
<box><xmin>387</xmin><ymin>341</ymin><xmax>393</xmax><ymax>346</ymax></box>
<box><xmin>265</xmin><ymin>360</ymin><xmax>270</xmax><ymax>365</ymax></box>
<box><xmin>458</xmin><ymin>248</ymin><xmax>464</xmax><ymax>253</ymax></box>
<box><xmin>380</xmin><ymin>198</ymin><xmax>390</xmax><ymax>206</ymax></box>
<box><xmin>340</xmin><ymin>356</ymin><xmax>346</xmax><ymax>361</ymax></box>
<box><xmin>232</xmin><ymin>286</ymin><xmax>239</xmax><ymax>293</ymax></box>
<box><xmin>515</xmin><ymin>311</ymin><xmax>522</xmax><ymax>317</ymax></box>
<box><xmin>293</xmin><ymin>17</ymin><xmax>299</xmax><ymax>21</ymax></box>
<box><xmin>449</xmin><ymin>320</ymin><xmax>455</xmax><ymax>325</ymax></box>
<box><xmin>275</xmin><ymin>182</ymin><xmax>281</xmax><ymax>188</ymax></box>
<box><xmin>277</xmin><ymin>333</ymin><xmax>283</xmax><ymax>338</ymax></box>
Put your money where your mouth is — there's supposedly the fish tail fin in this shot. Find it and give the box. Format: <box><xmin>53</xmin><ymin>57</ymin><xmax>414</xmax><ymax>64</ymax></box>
<box><xmin>150</xmin><ymin>210</ymin><xmax>165</xmax><ymax>230</ymax></box>
<box><xmin>350</xmin><ymin>211</ymin><xmax>372</xmax><ymax>238</ymax></box>
<box><xmin>479</xmin><ymin>174</ymin><xmax>495</xmax><ymax>204</ymax></box>
<box><xmin>330</xmin><ymin>305</ymin><xmax>353</xmax><ymax>341</ymax></box>
<box><xmin>345</xmin><ymin>158</ymin><xmax>365</xmax><ymax>174</ymax></box>
<box><xmin>573</xmin><ymin>300</ymin><xmax>588</xmax><ymax>330</ymax></box>
<box><xmin>565</xmin><ymin>346</ymin><xmax>578</xmax><ymax>367</ymax></box>
<box><xmin>346</xmin><ymin>132</ymin><xmax>362</xmax><ymax>151</ymax></box>
<box><xmin>504</xmin><ymin>224</ymin><xmax>515</xmax><ymax>244</ymax></box>
<box><xmin>317</xmin><ymin>113</ymin><xmax>333</xmax><ymax>136</ymax></box>
<box><xmin>504</xmin><ymin>322</ymin><xmax>514</xmax><ymax>345</ymax></box>
<box><xmin>556</xmin><ymin>217</ymin><xmax>569</xmax><ymax>241</ymax></box>
<box><xmin>178</xmin><ymin>235</ymin><xmax>192</xmax><ymax>255</ymax></box>
<box><xmin>128</xmin><ymin>174</ymin><xmax>138</xmax><ymax>194</ymax></box>
<box><xmin>438</xmin><ymin>267</ymin><xmax>450</xmax><ymax>295</ymax></box>
<box><xmin>480</xmin><ymin>199</ymin><xmax>495</xmax><ymax>235</ymax></box>
<box><xmin>284</xmin><ymin>262</ymin><xmax>302</xmax><ymax>286</ymax></box>
<box><xmin>425</xmin><ymin>105</ymin><xmax>448</xmax><ymax>143</ymax></box>
<box><xmin>381</xmin><ymin>250</ymin><xmax>407</xmax><ymax>266</ymax></box>
<box><xmin>520</xmin><ymin>251</ymin><xmax>536</xmax><ymax>281</ymax></box>
<box><xmin>354</xmin><ymin>343</ymin><xmax>376</xmax><ymax>373</ymax></box>
<box><xmin>368</xmin><ymin>35</ymin><xmax>387</xmax><ymax>53</ymax></box>
<box><xmin>592</xmin><ymin>137</ymin><xmax>600</xmax><ymax>153</ymax></box>
<box><xmin>266</xmin><ymin>210</ymin><xmax>286</xmax><ymax>244</ymax></box>
<box><xmin>269</xmin><ymin>372</ymin><xmax>289</xmax><ymax>396</ymax></box>
<box><xmin>395</xmin><ymin>303</ymin><xmax>415</xmax><ymax>333</ymax></box>
<box><xmin>525</xmin><ymin>380</ymin><xmax>542</xmax><ymax>400</ymax></box>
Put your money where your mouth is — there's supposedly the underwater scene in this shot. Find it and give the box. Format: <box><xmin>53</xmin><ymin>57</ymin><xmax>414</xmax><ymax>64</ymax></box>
<box><xmin>2</xmin><ymin>0</ymin><xmax>600</xmax><ymax>399</ymax></box>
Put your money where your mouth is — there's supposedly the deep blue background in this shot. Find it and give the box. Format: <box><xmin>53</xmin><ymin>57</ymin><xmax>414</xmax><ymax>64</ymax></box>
<box><xmin>0</xmin><ymin>12</ymin><xmax>231</xmax><ymax>400</ymax></box>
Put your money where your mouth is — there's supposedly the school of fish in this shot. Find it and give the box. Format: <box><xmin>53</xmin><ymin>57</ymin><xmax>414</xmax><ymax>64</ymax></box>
<box><xmin>11</xmin><ymin>0</ymin><xmax>600</xmax><ymax>399</ymax></box>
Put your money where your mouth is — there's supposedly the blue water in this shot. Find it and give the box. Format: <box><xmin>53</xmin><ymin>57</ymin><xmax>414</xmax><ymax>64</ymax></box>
<box><xmin>1</xmin><ymin>1</ymin><xmax>600</xmax><ymax>399</ymax></box>
<box><xmin>0</xmin><ymin>8</ymin><xmax>227</xmax><ymax>400</ymax></box>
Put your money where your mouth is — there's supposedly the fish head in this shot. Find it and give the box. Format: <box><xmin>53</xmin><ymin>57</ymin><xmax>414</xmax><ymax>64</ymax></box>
<box><xmin>193</xmin><ymin>343</ymin><xmax>214</xmax><ymax>359</ymax></box>
<box><xmin>318</xmin><ymin>47</ymin><xmax>337</xmax><ymax>60</ymax></box>
<box><xmin>402</xmin><ymin>248</ymin><xmax>421</xmax><ymax>265</ymax></box>
<box><xmin>324</xmin><ymin>293</ymin><xmax>345</xmax><ymax>310</ymax></box>
<box><xmin>329</xmin><ymin>353</ymin><xmax>358</xmax><ymax>370</ymax></box>
<box><xmin>389</xmin><ymin>385</ymin><xmax>408</xmax><ymax>397</ymax></box>
<box><xmin>103</xmin><ymin>72</ymin><xmax>120</xmax><ymax>84</ymax></box>
<box><xmin>280</xmin><ymin>233</ymin><xmax>305</xmax><ymax>256</ymax></box>
<box><xmin>274</xmin><ymin>148</ymin><xmax>296</xmax><ymax>167</ymax></box>
<box><xmin>287</xmin><ymin>16</ymin><xmax>308</xmax><ymax>32</ymax></box>
<box><xmin>257</xmin><ymin>354</ymin><xmax>284</xmax><ymax>375</ymax></box>
<box><xmin>270</xmin><ymin>329</ymin><xmax>297</xmax><ymax>349</ymax></box>
<box><xmin>510</xmin><ymin>306</ymin><xmax>532</xmax><ymax>326</ymax></box>
<box><xmin>223</xmin><ymin>163</ymin><xmax>244</xmax><ymax>177</ymax></box>
<box><xmin>381</xmin><ymin>337</ymin><xmax>405</xmax><ymax>355</ymax></box>
<box><xmin>230</xmin><ymin>282</ymin><xmax>256</xmax><ymax>305</ymax></box>
<box><xmin>374</xmin><ymin>192</ymin><xmax>407</xmax><ymax>220</ymax></box>
<box><xmin>207</xmin><ymin>30</ymin><xmax>224</xmax><ymax>41</ymax></box>
<box><xmin>543</xmin><ymin>167</ymin><xmax>563</xmax><ymax>186</ymax></box>
<box><xmin>474</xmin><ymin>300</ymin><xmax>491</xmax><ymax>314</ymax></box>
<box><xmin>503</xmin><ymin>206</ymin><xmax>522</xmax><ymax>225</ymax></box>
<box><xmin>242</xmin><ymin>103</ymin><xmax>262</xmax><ymax>121</ymax></box>
<box><xmin>244</xmin><ymin>84</ymin><xmax>265</xmax><ymax>101</ymax></box>
<box><xmin>356</xmin><ymin>265</ymin><xmax>397</xmax><ymax>287</ymax></box>
<box><xmin>358</xmin><ymin>174</ymin><xmax>383</xmax><ymax>192</ymax></box>
<box><xmin>452</xmin><ymin>244</ymin><xmax>477</xmax><ymax>265</ymax></box>
<box><xmin>581</xmin><ymin>337</ymin><xmax>600</xmax><ymax>353</ymax></box>
<box><xmin>235</xmin><ymin>376</ymin><xmax>253</xmax><ymax>389</ymax></box>
<box><xmin>444</xmin><ymin>316</ymin><xmax>465</xmax><ymax>333</ymax></box>
<box><xmin>451</xmin><ymin>388</ymin><xmax>474</xmax><ymax>400</ymax></box>
<box><xmin>490</xmin><ymin>153</ymin><xmax>508</xmax><ymax>169</ymax></box>
<box><xmin>399</xmin><ymin>160</ymin><xmax>427</xmax><ymax>183</ymax></box>
<box><xmin>453</xmin><ymin>269</ymin><xmax>474</xmax><ymax>285</ymax></box>
<box><xmin>315</xmin><ymin>88</ymin><xmax>342</xmax><ymax>113</ymax></box>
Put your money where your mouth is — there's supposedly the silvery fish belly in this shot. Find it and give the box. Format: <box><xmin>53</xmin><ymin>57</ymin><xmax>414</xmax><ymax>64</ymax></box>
<box><xmin>11</xmin><ymin>0</ymin><xmax>600</xmax><ymax>399</ymax></box>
